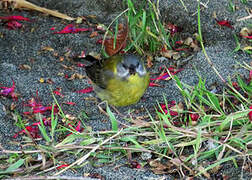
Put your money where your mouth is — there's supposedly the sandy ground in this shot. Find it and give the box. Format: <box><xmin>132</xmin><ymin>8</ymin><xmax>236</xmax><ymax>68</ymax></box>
<box><xmin>0</xmin><ymin>0</ymin><xmax>252</xmax><ymax>179</ymax></box>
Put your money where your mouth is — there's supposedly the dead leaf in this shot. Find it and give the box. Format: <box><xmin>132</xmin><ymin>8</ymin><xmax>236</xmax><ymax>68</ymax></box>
<box><xmin>75</xmin><ymin>17</ymin><xmax>83</xmax><ymax>24</ymax></box>
<box><xmin>184</xmin><ymin>37</ymin><xmax>193</xmax><ymax>46</ymax></box>
<box><xmin>104</xmin><ymin>23</ymin><xmax>128</xmax><ymax>56</ymax></box>
<box><xmin>2</xmin><ymin>0</ymin><xmax>75</xmax><ymax>20</ymax></box>
<box><xmin>59</xmin><ymin>56</ymin><xmax>64</xmax><ymax>62</ymax></box>
<box><xmin>149</xmin><ymin>159</ymin><xmax>178</xmax><ymax>175</ymax></box>
<box><xmin>147</xmin><ymin>54</ymin><xmax>153</xmax><ymax>68</ymax></box>
<box><xmin>160</xmin><ymin>50</ymin><xmax>179</xmax><ymax>59</ymax></box>
<box><xmin>172</xmin><ymin>53</ymin><xmax>181</xmax><ymax>60</ymax></box>
<box><xmin>190</xmin><ymin>41</ymin><xmax>200</xmax><ymax>52</ymax></box>
<box><xmin>240</xmin><ymin>27</ymin><xmax>252</xmax><ymax>37</ymax></box>
<box><xmin>41</xmin><ymin>46</ymin><xmax>54</xmax><ymax>52</ymax></box>
<box><xmin>170</xmin><ymin>102</ymin><xmax>184</xmax><ymax>114</ymax></box>
<box><xmin>68</xmin><ymin>73</ymin><xmax>85</xmax><ymax>80</ymax></box>
<box><xmin>62</xmin><ymin>114</ymin><xmax>77</xmax><ymax>123</ymax></box>
<box><xmin>19</xmin><ymin>64</ymin><xmax>31</xmax><ymax>70</ymax></box>
<box><xmin>198</xmin><ymin>166</ymin><xmax>210</xmax><ymax>179</ymax></box>
<box><xmin>10</xmin><ymin>102</ymin><xmax>16</xmax><ymax>111</ymax></box>
<box><xmin>130</xmin><ymin>118</ymin><xmax>151</xmax><ymax>128</ymax></box>
<box><xmin>89</xmin><ymin>31</ymin><xmax>98</xmax><ymax>38</ymax></box>
<box><xmin>61</xmin><ymin>64</ymin><xmax>74</xmax><ymax>71</ymax></box>
<box><xmin>46</xmin><ymin>78</ymin><xmax>54</xmax><ymax>84</ymax></box>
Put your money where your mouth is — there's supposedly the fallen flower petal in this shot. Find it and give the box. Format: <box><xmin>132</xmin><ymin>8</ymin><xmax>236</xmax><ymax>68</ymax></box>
<box><xmin>53</xmin><ymin>24</ymin><xmax>74</xmax><ymax>34</ymax></box>
<box><xmin>158</xmin><ymin>101</ymin><xmax>178</xmax><ymax>116</ymax></box>
<box><xmin>248</xmin><ymin>70</ymin><xmax>252</xmax><ymax>83</ymax></box>
<box><xmin>96</xmin><ymin>39</ymin><xmax>103</xmax><ymax>44</ymax></box>
<box><xmin>166</xmin><ymin>22</ymin><xmax>182</xmax><ymax>35</ymax></box>
<box><xmin>75</xmin><ymin>87</ymin><xmax>93</xmax><ymax>93</ymax></box>
<box><xmin>149</xmin><ymin>82</ymin><xmax>162</xmax><ymax>87</ymax></box>
<box><xmin>67</xmin><ymin>121</ymin><xmax>84</xmax><ymax>136</ymax></box>
<box><xmin>56</xmin><ymin>164</ymin><xmax>69</xmax><ymax>170</ymax></box>
<box><xmin>130</xmin><ymin>161</ymin><xmax>141</xmax><ymax>169</ymax></box>
<box><xmin>215</xmin><ymin>19</ymin><xmax>233</xmax><ymax>29</ymax></box>
<box><xmin>0</xmin><ymin>80</ymin><xmax>15</xmax><ymax>96</ymax></box>
<box><xmin>0</xmin><ymin>80</ymin><xmax>17</xmax><ymax>100</ymax></box>
<box><xmin>53</xmin><ymin>90</ymin><xmax>64</xmax><ymax>97</ymax></box>
<box><xmin>77</xmin><ymin>63</ymin><xmax>85</xmax><ymax>67</ymax></box>
<box><xmin>53</xmin><ymin>24</ymin><xmax>91</xmax><ymax>34</ymax></box>
<box><xmin>248</xmin><ymin>106</ymin><xmax>252</xmax><ymax>122</ymax></box>
<box><xmin>63</xmin><ymin>102</ymin><xmax>76</xmax><ymax>106</ymax></box>
<box><xmin>74</xmin><ymin>27</ymin><xmax>92</xmax><ymax>33</ymax></box>
<box><xmin>232</xmin><ymin>82</ymin><xmax>240</xmax><ymax>90</ymax></box>
<box><xmin>190</xmin><ymin>113</ymin><xmax>200</xmax><ymax>121</ymax></box>
<box><xmin>33</xmin><ymin>105</ymin><xmax>58</xmax><ymax>114</ymax></box>
<box><xmin>13</xmin><ymin>126</ymin><xmax>40</xmax><ymax>138</ymax></box>
<box><xmin>0</xmin><ymin>15</ymin><xmax>31</xmax><ymax>21</ymax></box>
<box><xmin>74</xmin><ymin>121</ymin><xmax>83</xmax><ymax>132</ymax></box>
<box><xmin>24</xmin><ymin>98</ymin><xmax>42</xmax><ymax>108</ymax></box>
<box><xmin>242</xmin><ymin>35</ymin><xmax>252</xmax><ymax>39</ymax></box>
<box><xmin>150</xmin><ymin>68</ymin><xmax>183</xmax><ymax>81</ymax></box>
<box><xmin>6</xmin><ymin>20</ymin><xmax>22</xmax><ymax>29</ymax></box>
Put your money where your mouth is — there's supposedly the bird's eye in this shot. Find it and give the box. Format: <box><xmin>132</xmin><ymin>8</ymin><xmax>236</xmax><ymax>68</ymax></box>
<box><xmin>122</xmin><ymin>64</ymin><xmax>127</xmax><ymax>69</ymax></box>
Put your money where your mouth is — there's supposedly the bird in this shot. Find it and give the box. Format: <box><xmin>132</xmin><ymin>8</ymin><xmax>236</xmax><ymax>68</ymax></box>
<box><xmin>85</xmin><ymin>54</ymin><xmax>150</xmax><ymax>107</ymax></box>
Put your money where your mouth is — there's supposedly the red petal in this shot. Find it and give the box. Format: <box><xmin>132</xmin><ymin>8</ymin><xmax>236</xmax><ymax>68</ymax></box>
<box><xmin>215</xmin><ymin>19</ymin><xmax>233</xmax><ymax>29</ymax></box>
<box><xmin>149</xmin><ymin>82</ymin><xmax>161</xmax><ymax>87</ymax></box>
<box><xmin>75</xmin><ymin>87</ymin><xmax>93</xmax><ymax>93</ymax></box>
<box><xmin>64</xmin><ymin>102</ymin><xmax>76</xmax><ymax>106</ymax></box>
<box><xmin>248</xmin><ymin>111</ymin><xmax>252</xmax><ymax>122</ymax></box>
<box><xmin>243</xmin><ymin>35</ymin><xmax>252</xmax><ymax>39</ymax></box>
<box><xmin>190</xmin><ymin>113</ymin><xmax>199</xmax><ymax>121</ymax></box>
<box><xmin>248</xmin><ymin>70</ymin><xmax>252</xmax><ymax>83</ymax></box>
<box><xmin>0</xmin><ymin>15</ymin><xmax>30</xmax><ymax>21</ymax></box>
<box><xmin>56</xmin><ymin>164</ymin><xmax>69</xmax><ymax>170</ymax></box>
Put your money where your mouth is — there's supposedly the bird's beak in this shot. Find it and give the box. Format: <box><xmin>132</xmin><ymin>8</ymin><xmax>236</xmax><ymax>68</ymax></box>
<box><xmin>129</xmin><ymin>65</ymin><xmax>136</xmax><ymax>75</ymax></box>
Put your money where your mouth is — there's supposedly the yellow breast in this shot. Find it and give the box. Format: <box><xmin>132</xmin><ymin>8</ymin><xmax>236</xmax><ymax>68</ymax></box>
<box><xmin>95</xmin><ymin>73</ymin><xmax>150</xmax><ymax>106</ymax></box>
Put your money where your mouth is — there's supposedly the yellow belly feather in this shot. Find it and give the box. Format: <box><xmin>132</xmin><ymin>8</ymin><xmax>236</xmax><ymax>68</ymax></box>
<box><xmin>95</xmin><ymin>73</ymin><xmax>149</xmax><ymax>106</ymax></box>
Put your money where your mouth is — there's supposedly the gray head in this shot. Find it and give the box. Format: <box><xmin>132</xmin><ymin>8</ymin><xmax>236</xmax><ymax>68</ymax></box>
<box><xmin>116</xmin><ymin>54</ymin><xmax>147</xmax><ymax>79</ymax></box>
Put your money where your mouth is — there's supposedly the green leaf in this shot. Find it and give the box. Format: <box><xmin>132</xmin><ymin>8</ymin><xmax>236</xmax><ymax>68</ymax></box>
<box><xmin>0</xmin><ymin>159</ymin><xmax>24</xmax><ymax>174</ymax></box>
<box><xmin>106</xmin><ymin>105</ymin><xmax>118</xmax><ymax>131</ymax></box>
<box><xmin>38</xmin><ymin>114</ymin><xmax>51</xmax><ymax>143</ymax></box>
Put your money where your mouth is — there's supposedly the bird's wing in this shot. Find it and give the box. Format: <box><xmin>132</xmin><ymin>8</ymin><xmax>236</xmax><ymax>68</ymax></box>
<box><xmin>85</xmin><ymin>59</ymin><xmax>114</xmax><ymax>89</ymax></box>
